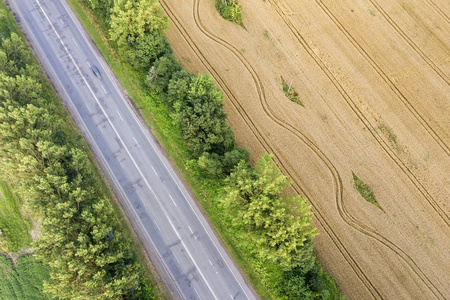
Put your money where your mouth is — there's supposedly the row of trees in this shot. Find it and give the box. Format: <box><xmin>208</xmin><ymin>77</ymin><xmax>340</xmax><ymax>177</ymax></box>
<box><xmin>101</xmin><ymin>0</ymin><xmax>250</xmax><ymax>176</ymax></box>
<box><xmin>83</xmin><ymin>0</ymin><xmax>333</xmax><ymax>298</ymax></box>
<box><xmin>0</xmin><ymin>28</ymin><xmax>148</xmax><ymax>299</ymax></box>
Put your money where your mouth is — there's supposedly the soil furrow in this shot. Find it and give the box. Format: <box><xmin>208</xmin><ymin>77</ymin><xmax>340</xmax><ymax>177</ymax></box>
<box><xmin>204</xmin><ymin>0</ymin><xmax>446</xmax><ymax>297</ymax></box>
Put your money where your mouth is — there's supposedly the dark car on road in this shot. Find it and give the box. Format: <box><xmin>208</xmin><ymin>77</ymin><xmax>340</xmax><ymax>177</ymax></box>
<box><xmin>91</xmin><ymin>65</ymin><xmax>101</xmax><ymax>78</ymax></box>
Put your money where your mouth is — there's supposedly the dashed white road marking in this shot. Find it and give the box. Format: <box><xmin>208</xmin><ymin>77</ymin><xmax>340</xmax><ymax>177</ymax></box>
<box><xmin>169</xmin><ymin>194</ymin><xmax>178</xmax><ymax>207</ymax></box>
<box><xmin>188</xmin><ymin>226</ymin><xmax>193</xmax><ymax>234</ymax></box>
<box><xmin>209</xmin><ymin>260</ymin><xmax>213</xmax><ymax>267</ymax></box>
<box><xmin>35</xmin><ymin>1</ymin><xmax>244</xmax><ymax>299</ymax></box>
<box><xmin>71</xmin><ymin>37</ymin><xmax>78</xmax><ymax>48</ymax></box>
<box><xmin>151</xmin><ymin>165</ymin><xmax>158</xmax><ymax>176</ymax></box>
<box><xmin>154</xmin><ymin>222</ymin><xmax>161</xmax><ymax>233</ymax></box>
<box><xmin>116</xmin><ymin>109</ymin><xmax>123</xmax><ymax>121</ymax></box>
<box><xmin>193</xmin><ymin>288</ymin><xmax>200</xmax><ymax>299</ymax></box>
<box><xmin>133</xmin><ymin>137</ymin><xmax>141</xmax><ymax>148</ymax></box>
<box><xmin>101</xmin><ymin>84</ymin><xmax>107</xmax><ymax>93</ymax></box>
<box><xmin>174</xmin><ymin>254</ymin><xmax>180</xmax><ymax>264</ymax></box>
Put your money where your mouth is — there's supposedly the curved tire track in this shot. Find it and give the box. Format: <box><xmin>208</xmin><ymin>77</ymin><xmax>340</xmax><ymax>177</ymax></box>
<box><xmin>309</xmin><ymin>0</ymin><xmax>450</xmax><ymax>230</ymax></box>
<box><xmin>268</xmin><ymin>0</ymin><xmax>450</xmax><ymax>235</ymax></box>
<box><xmin>161</xmin><ymin>0</ymin><xmax>447</xmax><ymax>298</ymax></box>
<box><xmin>159</xmin><ymin>1</ymin><xmax>382</xmax><ymax>298</ymax></box>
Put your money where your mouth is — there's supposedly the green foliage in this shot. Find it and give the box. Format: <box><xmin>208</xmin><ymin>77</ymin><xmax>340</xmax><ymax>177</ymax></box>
<box><xmin>147</xmin><ymin>54</ymin><xmax>181</xmax><ymax>93</ymax></box>
<box><xmin>0</xmin><ymin>181</ymin><xmax>32</xmax><ymax>253</ymax></box>
<box><xmin>0</xmin><ymin>254</ymin><xmax>55</xmax><ymax>300</ymax></box>
<box><xmin>378</xmin><ymin>123</ymin><xmax>399</xmax><ymax>150</ymax></box>
<box><xmin>85</xmin><ymin>0</ymin><xmax>114</xmax><ymax>20</ymax></box>
<box><xmin>352</xmin><ymin>173</ymin><xmax>382</xmax><ymax>210</ymax></box>
<box><xmin>215</xmin><ymin>0</ymin><xmax>244</xmax><ymax>27</ymax></box>
<box><xmin>223</xmin><ymin>154</ymin><xmax>317</xmax><ymax>271</ymax></box>
<box><xmin>62</xmin><ymin>0</ymin><xmax>345</xmax><ymax>298</ymax></box>
<box><xmin>170</xmin><ymin>74</ymin><xmax>235</xmax><ymax>157</ymax></box>
<box><xmin>109</xmin><ymin>0</ymin><xmax>168</xmax><ymax>57</ymax></box>
<box><xmin>134</xmin><ymin>32</ymin><xmax>172</xmax><ymax>70</ymax></box>
<box><xmin>281</xmin><ymin>77</ymin><xmax>303</xmax><ymax>106</ymax></box>
<box><xmin>0</xmin><ymin>15</ymin><xmax>147</xmax><ymax>300</ymax></box>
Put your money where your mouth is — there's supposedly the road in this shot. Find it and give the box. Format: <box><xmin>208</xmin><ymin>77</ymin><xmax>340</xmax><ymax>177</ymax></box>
<box><xmin>9</xmin><ymin>0</ymin><xmax>257</xmax><ymax>299</ymax></box>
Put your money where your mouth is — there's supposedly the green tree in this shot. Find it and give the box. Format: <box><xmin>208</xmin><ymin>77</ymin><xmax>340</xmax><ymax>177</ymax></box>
<box><xmin>109</xmin><ymin>0</ymin><xmax>168</xmax><ymax>57</ymax></box>
<box><xmin>147</xmin><ymin>54</ymin><xmax>180</xmax><ymax>92</ymax></box>
<box><xmin>166</xmin><ymin>69</ymin><xmax>193</xmax><ymax>108</ymax></box>
<box><xmin>0</xmin><ymin>33</ymin><xmax>33</xmax><ymax>76</ymax></box>
<box><xmin>223</xmin><ymin>154</ymin><xmax>316</xmax><ymax>270</ymax></box>
<box><xmin>171</xmin><ymin>74</ymin><xmax>235</xmax><ymax>157</ymax></box>
<box><xmin>0</xmin><ymin>34</ymin><xmax>142</xmax><ymax>299</ymax></box>
<box><xmin>133</xmin><ymin>32</ymin><xmax>172</xmax><ymax>70</ymax></box>
<box><xmin>86</xmin><ymin>0</ymin><xmax>115</xmax><ymax>19</ymax></box>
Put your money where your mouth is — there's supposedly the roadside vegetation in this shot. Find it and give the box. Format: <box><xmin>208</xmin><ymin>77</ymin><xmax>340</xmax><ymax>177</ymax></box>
<box><xmin>0</xmin><ymin>254</ymin><xmax>55</xmax><ymax>299</ymax></box>
<box><xmin>215</xmin><ymin>0</ymin><xmax>244</xmax><ymax>27</ymax></box>
<box><xmin>281</xmin><ymin>76</ymin><xmax>303</xmax><ymax>106</ymax></box>
<box><xmin>71</xmin><ymin>0</ymin><xmax>344</xmax><ymax>298</ymax></box>
<box><xmin>0</xmin><ymin>3</ymin><xmax>160</xmax><ymax>299</ymax></box>
<box><xmin>352</xmin><ymin>173</ymin><xmax>383</xmax><ymax>211</ymax></box>
<box><xmin>0</xmin><ymin>181</ymin><xmax>32</xmax><ymax>253</ymax></box>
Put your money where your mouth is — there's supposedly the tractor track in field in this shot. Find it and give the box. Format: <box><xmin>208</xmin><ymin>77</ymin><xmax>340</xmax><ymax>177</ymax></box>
<box><xmin>160</xmin><ymin>2</ymin><xmax>382</xmax><ymax>298</ymax></box>
<box><xmin>317</xmin><ymin>0</ymin><xmax>450</xmax><ymax>153</ymax></box>
<box><xmin>268</xmin><ymin>0</ymin><xmax>450</xmax><ymax>234</ymax></box>
<box><xmin>161</xmin><ymin>0</ymin><xmax>447</xmax><ymax>298</ymax></box>
<box><xmin>268</xmin><ymin>0</ymin><xmax>450</xmax><ymax>230</ymax></box>
<box><xmin>369</xmin><ymin>0</ymin><xmax>450</xmax><ymax>85</ymax></box>
<box><xmin>425</xmin><ymin>0</ymin><xmax>450</xmax><ymax>23</ymax></box>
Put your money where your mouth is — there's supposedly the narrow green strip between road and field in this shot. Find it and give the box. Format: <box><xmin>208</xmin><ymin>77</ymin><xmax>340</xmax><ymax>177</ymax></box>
<box><xmin>64</xmin><ymin>1</ymin><xmax>344</xmax><ymax>299</ymax></box>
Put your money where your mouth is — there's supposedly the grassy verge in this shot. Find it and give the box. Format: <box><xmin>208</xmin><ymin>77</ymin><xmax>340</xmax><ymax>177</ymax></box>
<box><xmin>64</xmin><ymin>1</ymin><xmax>343</xmax><ymax>298</ymax></box>
<box><xmin>0</xmin><ymin>254</ymin><xmax>54</xmax><ymax>299</ymax></box>
<box><xmin>352</xmin><ymin>173</ymin><xmax>382</xmax><ymax>211</ymax></box>
<box><xmin>215</xmin><ymin>0</ymin><xmax>244</xmax><ymax>27</ymax></box>
<box><xmin>0</xmin><ymin>182</ymin><xmax>32</xmax><ymax>253</ymax></box>
<box><xmin>281</xmin><ymin>76</ymin><xmax>303</xmax><ymax>106</ymax></box>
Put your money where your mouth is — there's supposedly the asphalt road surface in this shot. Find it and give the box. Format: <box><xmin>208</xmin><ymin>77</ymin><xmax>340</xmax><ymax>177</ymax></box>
<box><xmin>9</xmin><ymin>0</ymin><xmax>257</xmax><ymax>299</ymax></box>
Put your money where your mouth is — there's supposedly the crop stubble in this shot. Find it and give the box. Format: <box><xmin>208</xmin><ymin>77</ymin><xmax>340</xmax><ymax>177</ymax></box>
<box><xmin>161</xmin><ymin>0</ymin><xmax>450</xmax><ymax>299</ymax></box>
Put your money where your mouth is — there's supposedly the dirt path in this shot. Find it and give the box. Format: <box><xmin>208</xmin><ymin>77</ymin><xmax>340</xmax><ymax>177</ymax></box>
<box><xmin>161</xmin><ymin>0</ymin><xmax>450</xmax><ymax>298</ymax></box>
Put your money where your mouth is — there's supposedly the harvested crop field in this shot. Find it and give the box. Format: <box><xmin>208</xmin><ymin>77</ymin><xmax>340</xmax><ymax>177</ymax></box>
<box><xmin>160</xmin><ymin>0</ymin><xmax>450</xmax><ymax>299</ymax></box>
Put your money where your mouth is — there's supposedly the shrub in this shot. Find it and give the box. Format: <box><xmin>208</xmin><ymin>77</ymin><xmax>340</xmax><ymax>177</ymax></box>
<box><xmin>215</xmin><ymin>0</ymin><xmax>244</xmax><ymax>27</ymax></box>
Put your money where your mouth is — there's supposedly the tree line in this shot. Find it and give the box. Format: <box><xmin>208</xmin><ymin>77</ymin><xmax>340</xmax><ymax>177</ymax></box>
<box><xmin>0</xmin><ymin>23</ymin><xmax>153</xmax><ymax>299</ymax></box>
<box><xmin>85</xmin><ymin>0</ymin><xmax>331</xmax><ymax>297</ymax></box>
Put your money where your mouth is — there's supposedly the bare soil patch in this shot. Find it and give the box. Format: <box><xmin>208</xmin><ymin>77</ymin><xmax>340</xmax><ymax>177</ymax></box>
<box><xmin>161</xmin><ymin>0</ymin><xmax>450</xmax><ymax>298</ymax></box>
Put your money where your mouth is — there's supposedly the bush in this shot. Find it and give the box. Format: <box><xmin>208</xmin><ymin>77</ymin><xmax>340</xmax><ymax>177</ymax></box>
<box><xmin>215</xmin><ymin>0</ymin><xmax>244</xmax><ymax>27</ymax></box>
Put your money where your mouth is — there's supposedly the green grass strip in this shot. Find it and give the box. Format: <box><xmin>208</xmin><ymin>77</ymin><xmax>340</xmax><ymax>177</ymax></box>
<box><xmin>0</xmin><ymin>181</ymin><xmax>32</xmax><ymax>253</ymax></box>
<box><xmin>0</xmin><ymin>254</ymin><xmax>54</xmax><ymax>299</ymax></box>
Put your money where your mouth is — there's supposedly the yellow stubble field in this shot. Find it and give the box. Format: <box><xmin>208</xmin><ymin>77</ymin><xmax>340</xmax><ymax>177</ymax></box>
<box><xmin>160</xmin><ymin>0</ymin><xmax>450</xmax><ymax>298</ymax></box>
